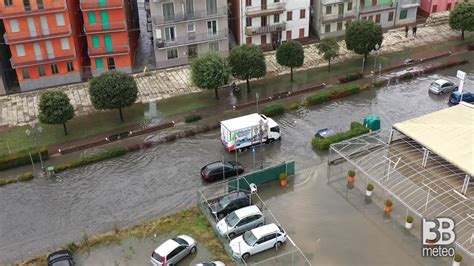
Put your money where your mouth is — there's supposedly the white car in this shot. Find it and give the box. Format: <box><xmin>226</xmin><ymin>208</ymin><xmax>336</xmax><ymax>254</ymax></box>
<box><xmin>150</xmin><ymin>235</ymin><xmax>197</xmax><ymax>265</ymax></box>
<box><xmin>195</xmin><ymin>261</ymin><xmax>225</xmax><ymax>266</ymax></box>
<box><xmin>229</xmin><ymin>223</ymin><xmax>287</xmax><ymax>260</ymax></box>
<box><xmin>429</xmin><ymin>79</ymin><xmax>458</xmax><ymax>94</ymax></box>
<box><xmin>216</xmin><ymin>205</ymin><xmax>265</xmax><ymax>239</ymax></box>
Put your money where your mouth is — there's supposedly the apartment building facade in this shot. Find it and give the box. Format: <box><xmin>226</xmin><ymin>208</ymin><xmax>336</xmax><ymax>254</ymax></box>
<box><xmin>0</xmin><ymin>0</ymin><xmax>84</xmax><ymax>91</ymax></box>
<box><xmin>150</xmin><ymin>0</ymin><xmax>229</xmax><ymax>69</ymax></box>
<box><xmin>80</xmin><ymin>0</ymin><xmax>139</xmax><ymax>76</ymax></box>
<box><xmin>229</xmin><ymin>0</ymin><xmax>310</xmax><ymax>49</ymax></box>
<box><xmin>418</xmin><ymin>0</ymin><xmax>459</xmax><ymax>17</ymax></box>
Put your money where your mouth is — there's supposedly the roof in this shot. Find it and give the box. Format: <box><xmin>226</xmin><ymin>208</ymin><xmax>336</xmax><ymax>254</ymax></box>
<box><xmin>221</xmin><ymin>113</ymin><xmax>271</xmax><ymax>131</ymax></box>
<box><xmin>155</xmin><ymin>239</ymin><xmax>180</xmax><ymax>256</ymax></box>
<box><xmin>393</xmin><ymin>103</ymin><xmax>474</xmax><ymax>176</ymax></box>
<box><xmin>432</xmin><ymin>79</ymin><xmax>450</xmax><ymax>85</ymax></box>
<box><xmin>251</xmin><ymin>223</ymin><xmax>280</xmax><ymax>239</ymax></box>
<box><xmin>234</xmin><ymin>205</ymin><xmax>261</xmax><ymax>218</ymax></box>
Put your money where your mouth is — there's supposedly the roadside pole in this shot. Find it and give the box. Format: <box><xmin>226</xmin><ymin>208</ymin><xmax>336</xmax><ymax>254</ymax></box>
<box><xmin>256</xmin><ymin>92</ymin><xmax>259</xmax><ymax>114</ymax></box>
<box><xmin>457</xmin><ymin>70</ymin><xmax>466</xmax><ymax>102</ymax></box>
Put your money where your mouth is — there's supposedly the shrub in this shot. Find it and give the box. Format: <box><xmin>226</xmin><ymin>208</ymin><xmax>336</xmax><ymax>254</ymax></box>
<box><xmin>184</xmin><ymin>129</ymin><xmax>196</xmax><ymax>137</ymax></box>
<box><xmin>210</xmin><ymin>122</ymin><xmax>221</xmax><ymax>129</ymax></box>
<box><xmin>361</xmin><ymin>83</ymin><xmax>371</xmax><ymax>90</ymax></box>
<box><xmin>6</xmin><ymin>178</ymin><xmax>17</xmax><ymax>185</ymax></box>
<box><xmin>454</xmin><ymin>254</ymin><xmax>462</xmax><ymax>262</ymax></box>
<box><xmin>385</xmin><ymin>199</ymin><xmax>393</xmax><ymax>207</ymax></box>
<box><xmin>401</xmin><ymin>72</ymin><xmax>414</xmax><ymax>80</ymax></box>
<box><xmin>306</xmin><ymin>85</ymin><xmax>360</xmax><ymax>106</ymax></box>
<box><xmin>279</xmin><ymin>173</ymin><xmax>288</xmax><ymax>181</ymax></box>
<box><xmin>185</xmin><ymin>114</ymin><xmax>202</xmax><ymax>123</ymax></box>
<box><xmin>0</xmin><ymin>146</ymin><xmax>49</xmax><ymax>171</ymax></box>
<box><xmin>367</xmin><ymin>183</ymin><xmax>374</xmax><ymax>191</ymax></box>
<box><xmin>374</xmin><ymin>79</ymin><xmax>384</xmax><ymax>87</ymax></box>
<box><xmin>65</xmin><ymin>242</ymin><xmax>78</xmax><ymax>253</ymax></box>
<box><xmin>55</xmin><ymin>148</ymin><xmax>128</xmax><ymax>173</ymax></box>
<box><xmin>141</xmin><ymin>141</ymin><xmax>154</xmax><ymax>148</ymax></box>
<box><xmin>18</xmin><ymin>172</ymin><xmax>34</xmax><ymax>182</ymax></box>
<box><xmin>406</xmin><ymin>215</ymin><xmax>414</xmax><ymax>223</ymax></box>
<box><xmin>289</xmin><ymin>103</ymin><xmax>300</xmax><ymax>110</ymax></box>
<box><xmin>262</xmin><ymin>104</ymin><xmax>285</xmax><ymax>117</ymax></box>
<box><xmin>339</xmin><ymin>72</ymin><xmax>363</xmax><ymax>83</ymax></box>
<box><xmin>164</xmin><ymin>134</ymin><xmax>177</xmax><ymax>142</ymax></box>
<box><xmin>0</xmin><ymin>179</ymin><xmax>6</xmax><ymax>187</ymax></box>
<box><xmin>312</xmin><ymin>121</ymin><xmax>369</xmax><ymax>150</ymax></box>
<box><xmin>306</xmin><ymin>91</ymin><xmax>331</xmax><ymax>105</ymax></box>
<box><xmin>348</xmin><ymin>170</ymin><xmax>355</xmax><ymax>177</ymax></box>
<box><xmin>127</xmin><ymin>144</ymin><xmax>141</xmax><ymax>152</ymax></box>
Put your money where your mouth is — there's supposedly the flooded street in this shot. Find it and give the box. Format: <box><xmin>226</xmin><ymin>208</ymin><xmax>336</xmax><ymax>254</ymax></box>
<box><xmin>1</xmin><ymin>62</ymin><xmax>473</xmax><ymax>263</ymax></box>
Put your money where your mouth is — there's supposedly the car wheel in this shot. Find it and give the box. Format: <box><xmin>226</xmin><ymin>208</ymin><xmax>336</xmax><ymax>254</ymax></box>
<box><xmin>218</xmin><ymin>213</ymin><xmax>225</xmax><ymax>220</ymax></box>
<box><xmin>274</xmin><ymin>241</ymin><xmax>283</xmax><ymax>249</ymax></box>
<box><xmin>242</xmin><ymin>253</ymin><xmax>251</xmax><ymax>260</ymax></box>
<box><xmin>228</xmin><ymin>232</ymin><xmax>236</xmax><ymax>239</ymax></box>
<box><xmin>190</xmin><ymin>246</ymin><xmax>197</xmax><ymax>254</ymax></box>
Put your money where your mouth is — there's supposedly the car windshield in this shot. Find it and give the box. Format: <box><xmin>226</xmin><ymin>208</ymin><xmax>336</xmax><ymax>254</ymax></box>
<box><xmin>173</xmin><ymin>237</ymin><xmax>188</xmax><ymax>246</ymax></box>
<box><xmin>225</xmin><ymin>211</ymin><xmax>240</xmax><ymax>227</ymax></box>
<box><xmin>151</xmin><ymin>251</ymin><xmax>163</xmax><ymax>262</ymax></box>
<box><xmin>219</xmin><ymin>195</ymin><xmax>232</xmax><ymax>208</ymax></box>
<box><xmin>431</xmin><ymin>82</ymin><xmax>440</xmax><ymax>88</ymax></box>
<box><xmin>243</xmin><ymin>231</ymin><xmax>257</xmax><ymax>246</ymax></box>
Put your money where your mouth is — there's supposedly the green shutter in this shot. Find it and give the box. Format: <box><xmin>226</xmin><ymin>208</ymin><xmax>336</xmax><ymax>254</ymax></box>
<box><xmin>99</xmin><ymin>0</ymin><xmax>106</xmax><ymax>7</ymax></box>
<box><xmin>88</xmin><ymin>12</ymin><xmax>97</xmax><ymax>24</ymax></box>
<box><xmin>96</xmin><ymin>58</ymin><xmax>103</xmax><ymax>69</ymax></box>
<box><xmin>91</xmin><ymin>36</ymin><xmax>100</xmax><ymax>47</ymax></box>
<box><xmin>399</xmin><ymin>9</ymin><xmax>408</xmax><ymax>20</ymax></box>
<box><xmin>104</xmin><ymin>35</ymin><xmax>113</xmax><ymax>52</ymax></box>
<box><xmin>100</xmin><ymin>11</ymin><xmax>110</xmax><ymax>30</ymax></box>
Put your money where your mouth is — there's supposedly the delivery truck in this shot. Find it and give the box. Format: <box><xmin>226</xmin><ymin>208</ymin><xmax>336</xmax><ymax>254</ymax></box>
<box><xmin>220</xmin><ymin>113</ymin><xmax>281</xmax><ymax>152</ymax></box>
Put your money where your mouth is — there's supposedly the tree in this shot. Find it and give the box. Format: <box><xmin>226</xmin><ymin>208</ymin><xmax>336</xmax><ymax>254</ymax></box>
<box><xmin>38</xmin><ymin>90</ymin><xmax>74</xmax><ymax>135</ymax></box>
<box><xmin>316</xmin><ymin>38</ymin><xmax>340</xmax><ymax>72</ymax></box>
<box><xmin>345</xmin><ymin>20</ymin><xmax>383</xmax><ymax>67</ymax></box>
<box><xmin>228</xmin><ymin>44</ymin><xmax>266</xmax><ymax>93</ymax></box>
<box><xmin>190</xmin><ymin>52</ymin><xmax>230</xmax><ymax>100</ymax></box>
<box><xmin>449</xmin><ymin>2</ymin><xmax>474</xmax><ymax>40</ymax></box>
<box><xmin>89</xmin><ymin>70</ymin><xmax>138</xmax><ymax>122</ymax></box>
<box><xmin>276</xmin><ymin>40</ymin><xmax>304</xmax><ymax>82</ymax></box>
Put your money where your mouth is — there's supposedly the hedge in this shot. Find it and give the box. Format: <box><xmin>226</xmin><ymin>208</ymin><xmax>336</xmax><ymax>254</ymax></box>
<box><xmin>0</xmin><ymin>146</ymin><xmax>49</xmax><ymax>171</ymax></box>
<box><xmin>339</xmin><ymin>73</ymin><xmax>363</xmax><ymax>83</ymax></box>
<box><xmin>261</xmin><ymin>104</ymin><xmax>285</xmax><ymax>117</ymax></box>
<box><xmin>55</xmin><ymin>148</ymin><xmax>128</xmax><ymax>173</ymax></box>
<box><xmin>306</xmin><ymin>85</ymin><xmax>360</xmax><ymax>106</ymax></box>
<box><xmin>184</xmin><ymin>114</ymin><xmax>202</xmax><ymax>123</ymax></box>
<box><xmin>312</xmin><ymin>122</ymin><xmax>370</xmax><ymax>150</ymax></box>
<box><xmin>18</xmin><ymin>172</ymin><xmax>34</xmax><ymax>182</ymax></box>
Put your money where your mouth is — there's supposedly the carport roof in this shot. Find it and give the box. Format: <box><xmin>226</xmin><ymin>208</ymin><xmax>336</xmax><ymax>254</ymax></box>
<box><xmin>393</xmin><ymin>103</ymin><xmax>474</xmax><ymax>176</ymax></box>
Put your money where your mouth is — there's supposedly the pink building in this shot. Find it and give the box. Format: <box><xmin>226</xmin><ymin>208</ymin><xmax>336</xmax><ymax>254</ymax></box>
<box><xmin>418</xmin><ymin>0</ymin><xmax>461</xmax><ymax>17</ymax></box>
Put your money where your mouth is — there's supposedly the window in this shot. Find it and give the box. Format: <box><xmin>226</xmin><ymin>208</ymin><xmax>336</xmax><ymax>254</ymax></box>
<box><xmin>164</xmin><ymin>26</ymin><xmax>176</xmax><ymax>42</ymax></box>
<box><xmin>185</xmin><ymin>0</ymin><xmax>194</xmax><ymax>16</ymax></box>
<box><xmin>261</xmin><ymin>34</ymin><xmax>266</xmax><ymax>44</ymax></box>
<box><xmin>104</xmin><ymin>35</ymin><xmax>112</xmax><ymax>52</ymax></box>
<box><xmin>187</xmin><ymin>23</ymin><xmax>195</xmax><ymax>32</ymax></box>
<box><xmin>38</xmin><ymin>66</ymin><xmax>46</xmax><ymax>76</ymax></box>
<box><xmin>246</xmin><ymin>0</ymin><xmax>251</xmax><ymax>6</ymax></box>
<box><xmin>95</xmin><ymin>58</ymin><xmax>103</xmax><ymax>69</ymax></box>
<box><xmin>325</xmin><ymin>24</ymin><xmax>331</xmax><ymax>33</ymax></box>
<box><xmin>361</xmin><ymin>16</ymin><xmax>367</xmax><ymax>20</ymax></box>
<box><xmin>51</xmin><ymin>64</ymin><xmax>59</xmax><ymax>74</ymax></box>
<box><xmin>337</xmin><ymin>22</ymin><xmax>342</xmax><ymax>31</ymax></box>
<box><xmin>246</xmin><ymin>17</ymin><xmax>252</xmax><ymax>27</ymax></box>
<box><xmin>56</xmin><ymin>14</ymin><xmax>65</xmax><ymax>26</ymax></box>
<box><xmin>287</xmin><ymin>11</ymin><xmax>292</xmax><ymax>21</ymax></box>
<box><xmin>432</xmin><ymin>5</ymin><xmax>437</xmax><ymax>13</ymax></box>
<box><xmin>60</xmin><ymin>38</ymin><xmax>70</xmax><ymax>50</ymax></box>
<box><xmin>388</xmin><ymin>12</ymin><xmax>394</xmax><ymax>22</ymax></box>
<box><xmin>399</xmin><ymin>9</ymin><xmax>407</xmax><ymax>20</ymax></box>
<box><xmin>300</xmin><ymin>9</ymin><xmax>305</xmax><ymax>19</ymax></box>
<box><xmin>91</xmin><ymin>36</ymin><xmax>100</xmax><ymax>47</ymax></box>
<box><xmin>206</xmin><ymin>0</ymin><xmax>217</xmax><ymax>15</ymax></box>
<box><xmin>372</xmin><ymin>0</ymin><xmax>377</xmax><ymax>6</ymax></box>
<box><xmin>348</xmin><ymin>2</ymin><xmax>352</xmax><ymax>11</ymax></box>
<box><xmin>209</xmin><ymin>41</ymin><xmax>219</xmax><ymax>52</ymax></box>
<box><xmin>9</xmin><ymin>20</ymin><xmax>19</xmax><ymax>33</ymax></box>
<box><xmin>375</xmin><ymin>14</ymin><xmax>381</xmax><ymax>23</ymax></box>
<box><xmin>23</xmin><ymin>0</ymin><xmax>31</xmax><ymax>11</ymax></box>
<box><xmin>286</xmin><ymin>30</ymin><xmax>291</xmax><ymax>40</ymax></box>
<box><xmin>22</xmin><ymin>69</ymin><xmax>30</xmax><ymax>79</ymax></box>
<box><xmin>4</xmin><ymin>0</ymin><xmax>13</xmax><ymax>6</ymax></box>
<box><xmin>447</xmin><ymin>3</ymin><xmax>451</xmax><ymax>10</ymax></box>
<box><xmin>188</xmin><ymin>44</ymin><xmax>198</xmax><ymax>58</ymax></box>
<box><xmin>338</xmin><ymin>4</ymin><xmax>344</xmax><ymax>15</ymax></box>
<box><xmin>87</xmin><ymin>12</ymin><xmax>97</xmax><ymax>25</ymax></box>
<box><xmin>66</xmin><ymin>61</ymin><xmax>74</xmax><ymax>72</ymax></box>
<box><xmin>167</xmin><ymin>48</ymin><xmax>178</xmax><ymax>60</ymax></box>
<box><xmin>246</xmin><ymin>37</ymin><xmax>252</xmax><ymax>44</ymax></box>
<box><xmin>37</xmin><ymin>0</ymin><xmax>43</xmax><ymax>9</ymax></box>
<box><xmin>368</xmin><ymin>15</ymin><xmax>373</xmax><ymax>21</ymax></box>
<box><xmin>274</xmin><ymin>14</ymin><xmax>279</xmax><ymax>23</ymax></box>
<box><xmin>261</xmin><ymin>0</ymin><xmax>267</xmax><ymax>9</ymax></box>
<box><xmin>299</xmin><ymin>28</ymin><xmax>304</xmax><ymax>38</ymax></box>
<box><xmin>207</xmin><ymin>20</ymin><xmax>217</xmax><ymax>36</ymax></box>
<box><xmin>325</xmin><ymin>5</ymin><xmax>331</xmax><ymax>14</ymax></box>
<box><xmin>261</xmin><ymin>16</ymin><xmax>267</xmax><ymax>26</ymax></box>
<box><xmin>15</xmin><ymin>45</ymin><xmax>26</xmax><ymax>56</ymax></box>
<box><xmin>162</xmin><ymin>3</ymin><xmax>175</xmax><ymax>21</ymax></box>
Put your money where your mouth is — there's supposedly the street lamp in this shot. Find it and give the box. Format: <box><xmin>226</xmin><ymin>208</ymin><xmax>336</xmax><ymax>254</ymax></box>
<box><xmin>26</xmin><ymin>123</ymin><xmax>45</xmax><ymax>172</ymax></box>
<box><xmin>373</xmin><ymin>43</ymin><xmax>380</xmax><ymax>75</ymax></box>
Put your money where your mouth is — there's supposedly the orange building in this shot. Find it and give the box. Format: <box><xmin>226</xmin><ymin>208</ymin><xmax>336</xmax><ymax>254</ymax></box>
<box><xmin>80</xmin><ymin>0</ymin><xmax>139</xmax><ymax>76</ymax></box>
<box><xmin>0</xmin><ymin>0</ymin><xmax>85</xmax><ymax>91</ymax></box>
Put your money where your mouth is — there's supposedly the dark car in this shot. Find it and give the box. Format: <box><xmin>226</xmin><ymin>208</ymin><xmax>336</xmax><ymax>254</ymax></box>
<box><xmin>47</xmin><ymin>250</ymin><xmax>74</xmax><ymax>266</ymax></box>
<box><xmin>448</xmin><ymin>91</ymin><xmax>474</xmax><ymax>105</ymax></box>
<box><xmin>209</xmin><ymin>191</ymin><xmax>250</xmax><ymax>219</ymax></box>
<box><xmin>201</xmin><ymin>161</ymin><xmax>244</xmax><ymax>182</ymax></box>
<box><xmin>314</xmin><ymin>128</ymin><xmax>336</xmax><ymax>139</ymax></box>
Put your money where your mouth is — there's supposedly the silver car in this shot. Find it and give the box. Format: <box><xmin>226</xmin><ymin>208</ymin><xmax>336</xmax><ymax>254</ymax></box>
<box><xmin>216</xmin><ymin>205</ymin><xmax>265</xmax><ymax>239</ymax></box>
<box><xmin>150</xmin><ymin>235</ymin><xmax>197</xmax><ymax>265</ymax></box>
<box><xmin>429</xmin><ymin>79</ymin><xmax>458</xmax><ymax>94</ymax></box>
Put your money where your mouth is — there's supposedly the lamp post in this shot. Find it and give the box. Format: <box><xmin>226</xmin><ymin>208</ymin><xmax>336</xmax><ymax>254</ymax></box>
<box><xmin>373</xmin><ymin>43</ymin><xmax>380</xmax><ymax>75</ymax></box>
<box><xmin>26</xmin><ymin>123</ymin><xmax>45</xmax><ymax>173</ymax></box>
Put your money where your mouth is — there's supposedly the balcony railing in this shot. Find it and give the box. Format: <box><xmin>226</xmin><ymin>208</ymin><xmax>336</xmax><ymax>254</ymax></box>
<box><xmin>155</xmin><ymin>30</ymin><xmax>227</xmax><ymax>49</ymax></box>
<box><xmin>321</xmin><ymin>0</ymin><xmax>351</xmax><ymax>4</ymax></box>
<box><xmin>245</xmin><ymin>2</ymin><xmax>286</xmax><ymax>17</ymax></box>
<box><xmin>80</xmin><ymin>0</ymin><xmax>123</xmax><ymax>11</ymax></box>
<box><xmin>4</xmin><ymin>25</ymin><xmax>71</xmax><ymax>44</ymax></box>
<box><xmin>359</xmin><ymin>3</ymin><xmax>395</xmax><ymax>13</ymax></box>
<box><xmin>0</xmin><ymin>0</ymin><xmax>66</xmax><ymax>18</ymax></box>
<box><xmin>400</xmin><ymin>0</ymin><xmax>420</xmax><ymax>8</ymax></box>
<box><xmin>84</xmin><ymin>21</ymin><xmax>126</xmax><ymax>33</ymax></box>
<box><xmin>88</xmin><ymin>43</ymin><xmax>129</xmax><ymax>57</ymax></box>
<box><xmin>322</xmin><ymin>11</ymin><xmax>357</xmax><ymax>22</ymax></box>
<box><xmin>153</xmin><ymin>7</ymin><xmax>227</xmax><ymax>25</ymax></box>
<box><xmin>245</xmin><ymin>22</ymin><xmax>286</xmax><ymax>36</ymax></box>
<box><xmin>10</xmin><ymin>50</ymin><xmax>76</xmax><ymax>68</ymax></box>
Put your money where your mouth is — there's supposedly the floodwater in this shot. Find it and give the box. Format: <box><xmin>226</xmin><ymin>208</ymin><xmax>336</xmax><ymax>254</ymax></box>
<box><xmin>0</xmin><ymin>63</ymin><xmax>473</xmax><ymax>263</ymax></box>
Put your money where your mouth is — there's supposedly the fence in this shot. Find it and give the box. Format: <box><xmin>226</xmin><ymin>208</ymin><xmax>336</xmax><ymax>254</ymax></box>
<box><xmin>228</xmin><ymin>161</ymin><xmax>294</xmax><ymax>192</ymax></box>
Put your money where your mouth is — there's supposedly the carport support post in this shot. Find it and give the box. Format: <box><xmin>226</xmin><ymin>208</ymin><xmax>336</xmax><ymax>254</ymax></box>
<box><xmin>461</xmin><ymin>174</ymin><xmax>470</xmax><ymax>195</ymax></box>
<box><xmin>327</xmin><ymin>148</ymin><xmax>333</xmax><ymax>182</ymax></box>
<box><xmin>388</xmin><ymin>129</ymin><xmax>394</xmax><ymax>144</ymax></box>
<box><xmin>425</xmin><ymin>189</ymin><xmax>431</xmax><ymax>211</ymax></box>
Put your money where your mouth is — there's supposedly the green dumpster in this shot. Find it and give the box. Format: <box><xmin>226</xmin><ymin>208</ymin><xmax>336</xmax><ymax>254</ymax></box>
<box><xmin>363</xmin><ymin>115</ymin><xmax>381</xmax><ymax>131</ymax></box>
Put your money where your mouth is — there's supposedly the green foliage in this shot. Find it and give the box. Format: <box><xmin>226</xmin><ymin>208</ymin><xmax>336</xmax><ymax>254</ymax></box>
<box><xmin>190</xmin><ymin>52</ymin><xmax>231</xmax><ymax>99</ymax></box>
<box><xmin>306</xmin><ymin>85</ymin><xmax>361</xmax><ymax>106</ymax></box>
<box><xmin>261</xmin><ymin>104</ymin><xmax>285</xmax><ymax>117</ymax></box>
<box><xmin>454</xmin><ymin>254</ymin><xmax>462</xmax><ymax>262</ymax></box>
<box><xmin>38</xmin><ymin>91</ymin><xmax>74</xmax><ymax>135</ymax></box>
<box><xmin>339</xmin><ymin>72</ymin><xmax>363</xmax><ymax>83</ymax></box>
<box><xmin>0</xmin><ymin>146</ymin><xmax>49</xmax><ymax>171</ymax></box>
<box><xmin>185</xmin><ymin>114</ymin><xmax>202</xmax><ymax>123</ymax></box>
<box><xmin>279</xmin><ymin>173</ymin><xmax>288</xmax><ymax>181</ymax></box>
<box><xmin>401</xmin><ymin>72</ymin><xmax>414</xmax><ymax>80</ymax></box>
<box><xmin>385</xmin><ymin>199</ymin><xmax>393</xmax><ymax>207</ymax></box>
<box><xmin>65</xmin><ymin>242</ymin><xmax>79</xmax><ymax>253</ymax></box>
<box><xmin>276</xmin><ymin>40</ymin><xmax>304</xmax><ymax>81</ymax></box>
<box><xmin>5</xmin><ymin>178</ymin><xmax>17</xmax><ymax>185</ymax></box>
<box><xmin>367</xmin><ymin>183</ymin><xmax>374</xmax><ymax>191</ymax></box>
<box><xmin>0</xmin><ymin>179</ymin><xmax>5</xmax><ymax>186</ymax></box>
<box><xmin>316</xmin><ymin>38</ymin><xmax>339</xmax><ymax>72</ymax></box>
<box><xmin>55</xmin><ymin>148</ymin><xmax>128</xmax><ymax>173</ymax></box>
<box><xmin>228</xmin><ymin>44</ymin><xmax>266</xmax><ymax>91</ymax></box>
<box><xmin>374</xmin><ymin>79</ymin><xmax>384</xmax><ymax>87</ymax></box>
<box><xmin>18</xmin><ymin>172</ymin><xmax>34</xmax><ymax>182</ymax></box>
<box><xmin>89</xmin><ymin>70</ymin><xmax>138</xmax><ymax>121</ymax></box>
<box><xmin>348</xmin><ymin>170</ymin><xmax>355</xmax><ymax>177</ymax></box>
<box><xmin>288</xmin><ymin>103</ymin><xmax>300</xmax><ymax>110</ymax></box>
<box><xmin>345</xmin><ymin>20</ymin><xmax>383</xmax><ymax>59</ymax></box>
<box><xmin>311</xmin><ymin>122</ymin><xmax>369</xmax><ymax>150</ymax></box>
<box><xmin>449</xmin><ymin>2</ymin><xmax>474</xmax><ymax>39</ymax></box>
<box><xmin>406</xmin><ymin>215</ymin><xmax>414</xmax><ymax>223</ymax></box>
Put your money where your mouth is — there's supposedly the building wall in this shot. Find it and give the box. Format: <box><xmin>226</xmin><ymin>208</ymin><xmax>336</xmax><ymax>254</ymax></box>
<box><xmin>315</xmin><ymin>1</ymin><xmax>357</xmax><ymax>39</ymax></box>
<box><xmin>419</xmin><ymin>0</ymin><xmax>458</xmax><ymax>16</ymax></box>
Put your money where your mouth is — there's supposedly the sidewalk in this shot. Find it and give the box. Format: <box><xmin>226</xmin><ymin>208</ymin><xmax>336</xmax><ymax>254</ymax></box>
<box><xmin>0</xmin><ymin>24</ymin><xmax>463</xmax><ymax>127</ymax></box>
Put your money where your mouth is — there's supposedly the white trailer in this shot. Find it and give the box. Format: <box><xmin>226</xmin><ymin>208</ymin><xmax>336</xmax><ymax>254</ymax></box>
<box><xmin>220</xmin><ymin>113</ymin><xmax>281</xmax><ymax>152</ymax></box>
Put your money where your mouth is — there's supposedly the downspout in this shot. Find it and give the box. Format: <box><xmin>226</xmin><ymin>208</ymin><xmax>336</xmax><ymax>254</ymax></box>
<box><xmin>240</xmin><ymin>0</ymin><xmax>244</xmax><ymax>45</ymax></box>
<box><xmin>393</xmin><ymin>1</ymin><xmax>397</xmax><ymax>28</ymax></box>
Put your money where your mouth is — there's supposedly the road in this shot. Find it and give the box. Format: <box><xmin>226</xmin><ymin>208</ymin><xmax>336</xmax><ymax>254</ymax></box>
<box><xmin>1</xmin><ymin>59</ymin><xmax>473</xmax><ymax>263</ymax></box>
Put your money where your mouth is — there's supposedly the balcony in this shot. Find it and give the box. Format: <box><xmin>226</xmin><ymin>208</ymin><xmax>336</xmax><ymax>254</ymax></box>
<box><xmin>80</xmin><ymin>0</ymin><xmax>123</xmax><ymax>11</ymax></box>
<box><xmin>84</xmin><ymin>21</ymin><xmax>126</xmax><ymax>34</ymax></box>
<box><xmin>155</xmin><ymin>30</ymin><xmax>227</xmax><ymax>49</ymax></box>
<box><xmin>400</xmin><ymin>0</ymin><xmax>420</xmax><ymax>8</ymax></box>
<box><xmin>359</xmin><ymin>3</ymin><xmax>396</xmax><ymax>13</ymax></box>
<box><xmin>10</xmin><ymin>50</ymin><xmax>76</xmax><ymax>68</ymax></box>
<box><xmin>322</xmin><ymin>11</ymin><xmax>357</xmax><ymax>23</ymax></box>
<box><xmin>245</xmin><ymin>22</ymin><xmax>286</xmax><ymax>36</ymax></box>
<box><xmin>153</xmin><ymin>7</ymin><xmax>227</xmax><ymax>25</ymax></box>
<box><xmin>88</xmin><ymin>43</ymin><xmax>129</xmax><ymax>57</ymax></box>
<box><xmin>246</xmin><ymin>2</ymin><xmax>286</xmax><ymax>18</ymax></box>
<box><xmin>144</xmin><ymin>0</ymin><xmax>150</xmax><ymax>11</ymax></box>
<box><xmin>4</xmin><ymin>25</ymin><xmax>71</xmax><ymax>44</ymax></box>
<box><xmin>0</xmin><ymin>0</ymin><xmax>66</xmax><ymax>18</ymax></box>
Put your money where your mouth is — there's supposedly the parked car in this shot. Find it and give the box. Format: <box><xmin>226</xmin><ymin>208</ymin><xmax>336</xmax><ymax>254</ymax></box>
<box><xmin>448</xmin><ymin>91</ymin><xmax>474</xmax><ymax>105</ymax></box>
<box><xmin>195</xmin><ymin>261</ymin><xmax>225</xmax><ymax>266</ymax></box>
<box><xmin>429</xmin><ymin>79</ymin><xmax>458</xmax><ymax>94</ymax></box>
<box><xmin>150</xmin><ymin>235</ymin><xmax>197</xmax><ymax>266</ymax></box>
<box><xmin>216</xmin><ymin>205</ymin><xmax>265</xmax><ymax>239</ymax></box>
<box><xmin>47</xmin><ymin>250</ymin><xmax>74</xmax><ymax>266</ymax></box>
<box><xmin>229</xmin><ymin>223</ymin><xmax>287</xmax><ymax>260</ymax></box>
<box><xmin>314</xmin><ymin>128</ymin><xmax>336</xmax><ymax>139</ymax></box>
<box><xmin>201</xmin><ymin>161</ymin><xmax>244</xmax><ymax>182</ymax></box>
<box><xmin>209</xmin><ymin>191</ymin><xmax>250</xmax><ymax>219</ymax></box>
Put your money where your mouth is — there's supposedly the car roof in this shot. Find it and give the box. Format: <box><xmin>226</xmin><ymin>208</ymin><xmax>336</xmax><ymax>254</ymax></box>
<box><xmin>434</xmin><ymin>79</ymin><xmax>450</xmax><ymax>85</ymax></box>
<box><xmin>250</xmin><ymin>223</ymin><xmax>280</xmax><ymax>239</ymax></box>
<box><xmin>234</xmin><ymin>205</ymin><xmax>261</xmax><ymax>218</ymax></box>
<box><xmin>225</xmin><ymin>191</ymin><xmax>248</xmax><ymax>199</ymax></box>
<box><xmin>155</xmin><ymin>239</ymin><xmax>180</xmax><ymax>256</ymax></box>
<box><xmin>206</xmin><ymin>161</ymin><xmax>230</xmax><ymax>169</ymax></box>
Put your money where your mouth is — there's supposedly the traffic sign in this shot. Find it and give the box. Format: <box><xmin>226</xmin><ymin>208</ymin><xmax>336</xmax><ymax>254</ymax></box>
<box><xmin>456</xmin><ymin>70</ymin><xmax>466</xmax><ymax>80</ymax></box>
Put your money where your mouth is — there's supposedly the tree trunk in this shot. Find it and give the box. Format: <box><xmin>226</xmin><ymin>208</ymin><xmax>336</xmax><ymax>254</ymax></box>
<box><xmin>63</xmin><ymin>123</ymin><xmax>68</xmax><ymax>135</ymax></box>
<box><xmin>328</xmin><ymin>58</ymin><xmax>331</xmax><ymax>72</ymax></box>
<box><xmin>214</xmin><ymin>87</ymin><xmax>219</xmax><ymax>100</ymax></box>
<box><xmin>246</xmin><ymin>78</ymin><xmax>250</xmax><ymax>93</ymax></box>
<box><xmin>290</xmin><ymin>67</ymin><xmax>294</xmax><ymax>82</ymax></box>
<box><xmin>118</xmin><ymin>107</ymin><xmax>124</xmax><ymax>122</ymax></box>
<box><xmin>363</xmin><ymin>54</ymin><xmax>368</xmax><ymax>69</ymax></box>
<box><xmin>462</xmin><ymin>30</ymin><xmax>465</xmax><ymax>40</ymax></box>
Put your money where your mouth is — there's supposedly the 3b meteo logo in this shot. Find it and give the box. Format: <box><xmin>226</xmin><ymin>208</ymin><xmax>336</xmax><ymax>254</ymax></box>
<box><xmin>422</xmin><ymin>218</ymin><xmax>456</xmax><ymax>257</ymax></box>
